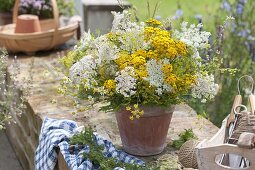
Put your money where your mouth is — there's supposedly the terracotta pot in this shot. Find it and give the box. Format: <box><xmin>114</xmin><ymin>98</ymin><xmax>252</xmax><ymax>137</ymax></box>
<box><xmin>0</xmin><ymin>12</ymin><xmax>12</xmax><ymax>25</ymax></box>
<box><xmin>15</xmin><ymin>14</ymin><xmax>41</xmax><ymax>33</ymax></box>
<box><xmin>115</xmin><ymin>106</ymin><xmax>174</xmax><ymax>156</ymax></box>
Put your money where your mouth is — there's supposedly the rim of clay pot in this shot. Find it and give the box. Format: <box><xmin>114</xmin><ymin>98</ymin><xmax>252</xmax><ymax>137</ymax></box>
<box><xmin>118</xmin><ymin>105</ymin><xmax>175</xmax><ymax>117</ymax></box>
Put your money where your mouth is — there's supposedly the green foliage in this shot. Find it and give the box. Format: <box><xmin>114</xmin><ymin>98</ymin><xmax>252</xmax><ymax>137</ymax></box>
<box><xmin>172</xmin><ymin>129</ymin><xmax>197</xmax><ymax>149</ymax></box>
<box><xmin>0</xmin><ymin>49</ymin><xmax>32</xmax><ymax>130</ymax></box>
<box><xmin>69</xmin><ymin>127</ymin><xmax>149</xmax><ymax>170</ymax></box>
<box><xmin>57</xmin><ymin>0</ymin><xmax>74</xmax><ymax>16</ymax></box>
<box><xmin>128</xmin><ymin>0</ymin><xmax>219</xmax><ymax>32</ymax></box>
<box><xmin>188</xmin><ymin>0</ymin><xmax>255</xmax><ymax>126</ymax></box>
<box><xmin>0</xmin><ymin>49</ymin><xmax>10</xmax><ymax>130</ymax></box>
<box><xmin>0</xmin><ymin>0</ymin><xmax>15</xmax><ymax>12</ymax></box>
<box><xmin>211</xmin><ymin>0</ymin><xmax>255</xmax><ymax>126</ymax></box>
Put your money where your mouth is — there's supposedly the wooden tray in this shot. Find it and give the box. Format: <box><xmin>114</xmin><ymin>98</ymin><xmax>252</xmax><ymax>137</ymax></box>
<box><xmin>0</xmin><ymin>0</ymin><xmax>78</xmax><ymax>53</ymax></box>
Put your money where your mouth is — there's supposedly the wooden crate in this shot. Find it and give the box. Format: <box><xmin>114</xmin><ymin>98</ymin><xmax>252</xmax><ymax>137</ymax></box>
<box><xmin>196</xmin><ymin>115</ymin><xmax>255</xmax><ymax>170</ymax></box>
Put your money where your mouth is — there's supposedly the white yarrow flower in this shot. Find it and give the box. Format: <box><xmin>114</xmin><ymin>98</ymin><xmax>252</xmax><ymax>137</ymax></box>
<box><xmin>93</xmin><ymin>35</ymin><xmax>120</xmax><ymax>64</ymax></box>
<box><xmin>145</xmin><ymin>59</ymin><xmax>172</xmax><ymax>95</ymax></box>
<box><xmin>75</xmin><ymin>31</ymin><xmax>93</xmax><ymax>51</ymax></box>
<box><xmin>69</xmin><ymin>55</ymin><xmax>97</xmax><ymax>88</ymax></box>
<box><xmin>115</xmin><ymin>67</ymin><xmax>137</xmax><ymax>97</ymax></box>
<box><xmin>174</xmin><ymin>22</ymin><xmax>211</xmax><ymax>58</ymax></box>
<box><xmin>191</xmin><ymin>73</ymin><xmax>219</xmax><ymax>103</ymax></box>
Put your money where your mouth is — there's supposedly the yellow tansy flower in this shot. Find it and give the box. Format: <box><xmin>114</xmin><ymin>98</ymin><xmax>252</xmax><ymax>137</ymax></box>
<box><xmin>104</xmin><ymin>79</ymin><xmax>116</xmax><ymax>91</ymax></box>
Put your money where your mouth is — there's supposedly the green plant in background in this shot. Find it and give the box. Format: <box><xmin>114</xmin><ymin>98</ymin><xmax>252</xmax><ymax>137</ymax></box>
<box><xmin>172</xmin><ymin>129</ymin><xmax>198</xmax><ymax>149</ymax></box>
<box><xmin>69</xmin><ymin>127</ymin><xmax>149</xmax><ymax>170</ymax></box>
<box><xmin>188</xmin><ymin>0</ymin><xmax>255</xmax><ymax>126</ymax></box>
<box><xmin>210</xmin><ymin>0</ymin><xmax>255</xmax><ymax>126</ymax></box>
<box><xmin>57</xmin><ymin>0</ymin><xmax>74</xmax><ymax>16</ymax></box>
<box><xmin>0</xmin><ymin>50</ymin><xmax>11</xmax><ymax>129</ymax></box>
<box><xmin>0</xmin><ymin>0</ymin><xmax>15</xmax><ymax>12</ymax></box>
<box><xmin>128</xmin><ymin>0</ymin><xmax>219</xmax><ymax>32</ymax></box>
<box><xmin>0</xmin><ymin>49</ymin><xmax>33</xmax><ymax>130</ymax></box>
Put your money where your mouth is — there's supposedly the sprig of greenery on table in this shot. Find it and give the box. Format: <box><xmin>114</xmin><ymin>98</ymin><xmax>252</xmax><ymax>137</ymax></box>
<box><xmin>172</xmin><ymin>129</ymin><xmax>198</xmax><ymax>149</ymax></box>
<box><xmin>69</xmin><ymin>127</ymin><xmax>150</xmax><ymax>170</ymax></box>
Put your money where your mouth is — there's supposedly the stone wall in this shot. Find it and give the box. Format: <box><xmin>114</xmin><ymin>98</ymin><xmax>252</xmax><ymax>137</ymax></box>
<box><xmin>4</xmin><ymin>53</ymin><xmax>219</xmax><ymax>170</ymax></box>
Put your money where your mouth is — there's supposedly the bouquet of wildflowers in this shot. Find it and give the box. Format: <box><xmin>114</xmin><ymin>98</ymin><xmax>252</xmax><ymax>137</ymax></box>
<box><xmin>61</xmin><ymin>11</ymin><xmax>220</xmax><ymax>119</ymax></box>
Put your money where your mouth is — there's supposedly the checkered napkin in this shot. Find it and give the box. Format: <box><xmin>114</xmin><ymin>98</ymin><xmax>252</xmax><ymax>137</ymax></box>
<box><xmin>35</xmin><ymin>117</ymin><xmax>144</xmax><ymax>170</ymax></box>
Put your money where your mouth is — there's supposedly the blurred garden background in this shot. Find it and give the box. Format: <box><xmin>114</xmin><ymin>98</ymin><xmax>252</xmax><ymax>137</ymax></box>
<box><xmin>128</xmin><ymin>0</ymin><xmax>255</xmax><ymax>126</ymax></box>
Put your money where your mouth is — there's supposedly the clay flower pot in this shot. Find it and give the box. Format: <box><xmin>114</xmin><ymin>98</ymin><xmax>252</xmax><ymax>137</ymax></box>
<box><xmin>115</xmin><ymin>106</ymin><xmax>174</xmax><ymax>156</ymax></box>
<box><xmin>15</xmin><ymin>14</ymin><xmax>41</xmax><ymax>33</ymax></box>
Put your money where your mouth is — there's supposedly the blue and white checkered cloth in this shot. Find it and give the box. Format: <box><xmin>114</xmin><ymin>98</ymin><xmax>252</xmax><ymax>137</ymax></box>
<box><xmin>35</xmin><ymin>117</ymin><xmax>144</xmax><ymax>170</ymax></box>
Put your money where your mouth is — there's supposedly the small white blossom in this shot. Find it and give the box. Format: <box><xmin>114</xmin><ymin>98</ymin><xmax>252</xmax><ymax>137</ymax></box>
<box><xmin>111</xmin><ymin>11</ymin><xmax>126</xmax><ymax>32</ymax></box>
<box><xmin>118</xmin><ymin>28</ymin><xmax>147</xmax><ymax>52</ymax></box>
<box><xmin>75</xmin><ymin>31</ymin><xmax>93</xmax><ymax>51</ymax></box>
<box><xmin>145</xmin><ymin>59</ymin><xmax>172</xmax><ymax>95</ymax></box>
<box><xmin>69</xmin><ymin>55</ymin><xmax>97</xmax><ymax>88</ymax></box>
<box><xmin>191</xmin><ymin>73</ymin><xmax>219</xmax><ymax>103</ymax></box>
<box><xmin>115</xmin><ymin>67</ymin><xmax>137</xmax><ymax>97</ymax></box>
<box><xmin>111</xmin><ymin>11</ymin><xmax>142</xmax><ymax>33</ymax></box>
<box><xmin>111</xmin><ymin>11</ymin><xmax>147</xmax><ymax>52</ymax></box>
<box><xmin>174</xmin><ymin>22</ymin><xmax>211</xmax><ymax>58</ymax></box>
<box><xmin>93</xmin><ymin>35</ymin><xmax>120</xmax><ymax>64</ymax></box>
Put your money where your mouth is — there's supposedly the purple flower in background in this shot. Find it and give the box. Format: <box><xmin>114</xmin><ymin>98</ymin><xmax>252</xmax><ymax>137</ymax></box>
<box><xmin>155</xmin><ymin>15</ymin><xmax>161</xmax><ymax>20</ymax></box>
<box><xmin>18</xmin><ymin>0</ymin><xmax>52</xmax><ymax>18</ymax></box>
<box><xmin>195</xmin><ymin>14</ymin><xmax>202</xmax><ymax>24</ymax></box>
<box><xmin>236</xmin><ymin>4</ymin><xmax>244</xmax><ymax>15</ymax></box>
<box><xmin>221</xmin><ymin>0</ymin><xmax>231</xmax><ymax>12</ymax></box>
<box><xmin>171</xmin><ymin>9</ymin><xmax>183</xmax><ymax>20</ymax></box>
<box><xmin>195</xmin><ymin>14</ymin><xmax>202</xmax><ymax>19</ymax></box>
<box><xmin>176</xmin><ymin>9</ymin><xmax>183</xmax><ymax>17</ymax></box>
<box><xmin>33</xmin><ymin>1</ymin><xmax>42</xmax><ymax>10</ymax></box>
<box><xmin>20</xmin><ymin>0</ymin><xmax>29</xmax><ymax>8</ymax></box>
<box><xmin>237</xmin><ymin>29</ymin><xmax>250</xmax><ymax>38</ymax></box>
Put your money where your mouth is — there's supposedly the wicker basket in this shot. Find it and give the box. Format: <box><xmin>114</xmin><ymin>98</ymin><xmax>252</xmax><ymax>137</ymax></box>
<box><xmin>0</xmin><ymin>0</ymin><xmax>78</xmax><ymax>53</ymax></box>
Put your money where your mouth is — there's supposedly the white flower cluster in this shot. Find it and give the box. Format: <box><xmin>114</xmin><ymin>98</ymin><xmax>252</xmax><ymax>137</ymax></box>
<box><xmin>174</xmin><ymin>22</ymin><xmax>211</xmax><ymax>52</ymax></box>
<box><xmin>69</xmin><ymin>55</ymin><xmax>97</xmax><ymax>88</ymax></box>
<box><xmin>74</xmin><ymin>31</ymin><xmax>92</xmax><ymax>51</ymax></box>
<box><xmin>111</xmin><ymin>11</ymin><xmax>126</xmax><ymax>32</ymax></box>
<box><xmin>145</xmin><ymin>59</ymin><xmax>172</xmax><ymax>95</ymax></box>
<box><xmin>112</xmin><ymin>11</ymin><xmax>141</xmax><ymax>33</ymax></box>
<box><xmin>118</xmin><ymin>28</ymin><xmax>147</xmax><ymax>53</ymax></box>
<box><xmin>191</xmin><ymin>73</ymin><xmax>219</xmax><ymax>103</ymax></box>
<box><xmin>93</xmin><ymin>35</ymin><xmax>120</xmax><ymax>64</ymax></box>
<box><xmin>111</xmin><ymin>11</ymin><xmax>147</xmax><ymax>53</ymax></box>
<box><xmin>115</xmin><ymin>67</ymin><xmax>137</xmax><ymax>97</ymax></box>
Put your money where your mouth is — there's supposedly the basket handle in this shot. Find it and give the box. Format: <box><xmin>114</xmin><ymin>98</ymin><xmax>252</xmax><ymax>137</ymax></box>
<box><xmin>12</xmin><ymin>0</ymin><xmax>59</xmax><ymax>29</ymax></box>
<box><xmin>13</xmin><ymin>0</ymin><xmax>60</xmax><ymax>48</ymax></box>
<box><xmin>226</xmin><ymin>95</ymin><xmax>242</xmax><ymax>127</ymax></box>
